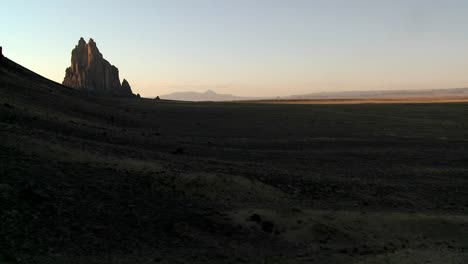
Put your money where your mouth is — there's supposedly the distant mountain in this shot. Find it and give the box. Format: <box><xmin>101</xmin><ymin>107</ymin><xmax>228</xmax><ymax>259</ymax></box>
<box><xmin>160</xmin><ymin>87</ymin><xmax>468</xmax><ymax>102</ymax></box>
<box><xmin>160</xmin><ymin>88</ymin><xmax>468</xmax><ymax>101</ymax></box>
<box><xmin>288</xmin><ymin>88</ymin><xmax>468</xmax><ymax>100</ymax></box>
<box><xmin>160</xmin><ymin>90</ymin><xmax>253</xmax><ymax>101</ymax></box>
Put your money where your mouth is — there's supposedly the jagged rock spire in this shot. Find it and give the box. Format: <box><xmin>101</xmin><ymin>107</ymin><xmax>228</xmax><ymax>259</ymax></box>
<box><xmin>63</xmin><ymin>38</ymin><xmax>134</xmax><ymax>97</ymax></box>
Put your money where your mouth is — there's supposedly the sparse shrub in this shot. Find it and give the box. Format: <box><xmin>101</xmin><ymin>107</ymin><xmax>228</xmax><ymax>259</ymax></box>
<box><xmin>247</xmin><ymin>213</ymin><xmax>262</xmax><ymax>223</ymax></box>
<box><xmin>173</xmin><ymin>147</ymin><xmax>185</xmax><ymax>155</ymax></box>
<box><xmin>5</xmin><ymin>114</ymin><xmax>17</xmax><ymax>123</ymax></box>
<box><xmin>261</xmin><ymin>221</ymin><xmax>274</xmax><ymax>233</ymax></box>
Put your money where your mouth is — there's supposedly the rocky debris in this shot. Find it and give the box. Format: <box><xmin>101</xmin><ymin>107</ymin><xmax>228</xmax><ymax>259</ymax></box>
<box><xmin>247</xmin><ymin>213</ymin><xmax>277</xmax><ymax>234</ymax></box>
<box><xmin>62</xmin><ymin>38</ymin><xmax>134</xmax><ymax>97</ymax></box>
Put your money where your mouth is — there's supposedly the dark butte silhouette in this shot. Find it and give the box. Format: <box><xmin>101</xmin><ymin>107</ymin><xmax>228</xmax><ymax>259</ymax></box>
<box><xmin>63</xmin><ymin>38</ymin><xmax>134</xmax><ymax>97</ymax></box>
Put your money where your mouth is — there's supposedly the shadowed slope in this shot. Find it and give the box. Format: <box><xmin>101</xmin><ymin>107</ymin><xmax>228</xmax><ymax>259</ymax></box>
<box><xmin>1</xmin><ymin>58</ymin><xmax>468</xmax><ymax>263</ymax></box>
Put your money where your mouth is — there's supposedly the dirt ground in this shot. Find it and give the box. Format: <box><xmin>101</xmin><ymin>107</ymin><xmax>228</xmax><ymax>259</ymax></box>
<box><xmin>1</xmin><ymin>57</ymin><xmax>468</xmax><ymax>263</ymax></box>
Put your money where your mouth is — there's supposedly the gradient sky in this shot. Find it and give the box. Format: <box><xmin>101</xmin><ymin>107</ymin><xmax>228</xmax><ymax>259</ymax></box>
<box><xmin>2</xmin><ymin>0</ymin><xmax>468</xmax><ymax>97</ymax></box>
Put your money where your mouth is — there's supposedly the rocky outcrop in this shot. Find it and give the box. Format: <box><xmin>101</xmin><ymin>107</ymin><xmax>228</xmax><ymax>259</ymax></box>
<box><xmin>63</xmin><ymin>38</ymin><xmax>134</xmax><ymax>97</ymax></box>
<box><xmin>121</xmin><ymin>79</ymin><xmax>132</xmax><ymax>95</ymax></box>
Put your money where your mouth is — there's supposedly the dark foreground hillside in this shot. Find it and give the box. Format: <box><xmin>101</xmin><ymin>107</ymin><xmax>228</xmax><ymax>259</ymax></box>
<box><xmin>1</xmin><ymin>57</ymin><xmax>468</xmax><ymax>263</ymax></box>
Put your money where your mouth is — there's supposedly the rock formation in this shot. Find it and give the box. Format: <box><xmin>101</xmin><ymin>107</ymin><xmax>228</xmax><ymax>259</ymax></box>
<box><xmin>63</xmin><ymin>38</ymin><xmax>134</xmax><ymax>97</ymax></box>
<box><xmin>121</xmin><ymin>79</ymin><xmax>132</xmax><ymax>95</ymax></box>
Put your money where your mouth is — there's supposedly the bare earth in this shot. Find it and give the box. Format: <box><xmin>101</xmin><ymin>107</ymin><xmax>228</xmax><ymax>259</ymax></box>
<box><xmin>1</xmin><ymin>57</ymin><xmax>468</xmax><ymax>263</ymax></box>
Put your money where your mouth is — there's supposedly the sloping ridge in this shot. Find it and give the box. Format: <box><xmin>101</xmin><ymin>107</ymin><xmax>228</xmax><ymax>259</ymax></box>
<box><xmin>0</xmin><ymin>57</ymin><xmax>78</xmax><ymax>95</ymax></box>
<box><xmin>0</xmin><ymin>56</ymin><xmax>135</xmax><ymax>122</ymax></box>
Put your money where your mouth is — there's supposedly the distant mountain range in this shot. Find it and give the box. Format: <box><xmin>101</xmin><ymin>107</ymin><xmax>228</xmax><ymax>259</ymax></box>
<box><xmin>160</xmin><ymin>90</ymin><xmax>255</xmax><ymax>101</ymax></box>
<box><xmin>288</xmin><ymin>88</ymin><xmax>468</xmax><ymax>100</ymax></box>
<box><xmin>160</xmin><ymin>87</ymin><xmax>468</xmax><ymax>102</ymax></box>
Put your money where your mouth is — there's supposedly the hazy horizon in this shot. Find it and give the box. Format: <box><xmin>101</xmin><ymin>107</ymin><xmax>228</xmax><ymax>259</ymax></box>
<box><xmin>2</xmin><ymin>0</ymin><xmax>468</xmax><ymax>97</ymax></box>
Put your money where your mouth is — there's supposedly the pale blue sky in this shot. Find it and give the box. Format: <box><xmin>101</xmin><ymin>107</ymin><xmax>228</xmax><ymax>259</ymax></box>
<box><xmin>2</xmin><ymin>0</ymin><xmax>468</xmax><ymax>97</ymax></box>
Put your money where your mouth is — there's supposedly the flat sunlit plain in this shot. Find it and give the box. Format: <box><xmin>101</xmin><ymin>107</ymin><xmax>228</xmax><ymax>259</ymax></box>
<box><xmin>244</xmin><ymin>97</ymin><xmax>468</xmax><ymax>104</ymax></box>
